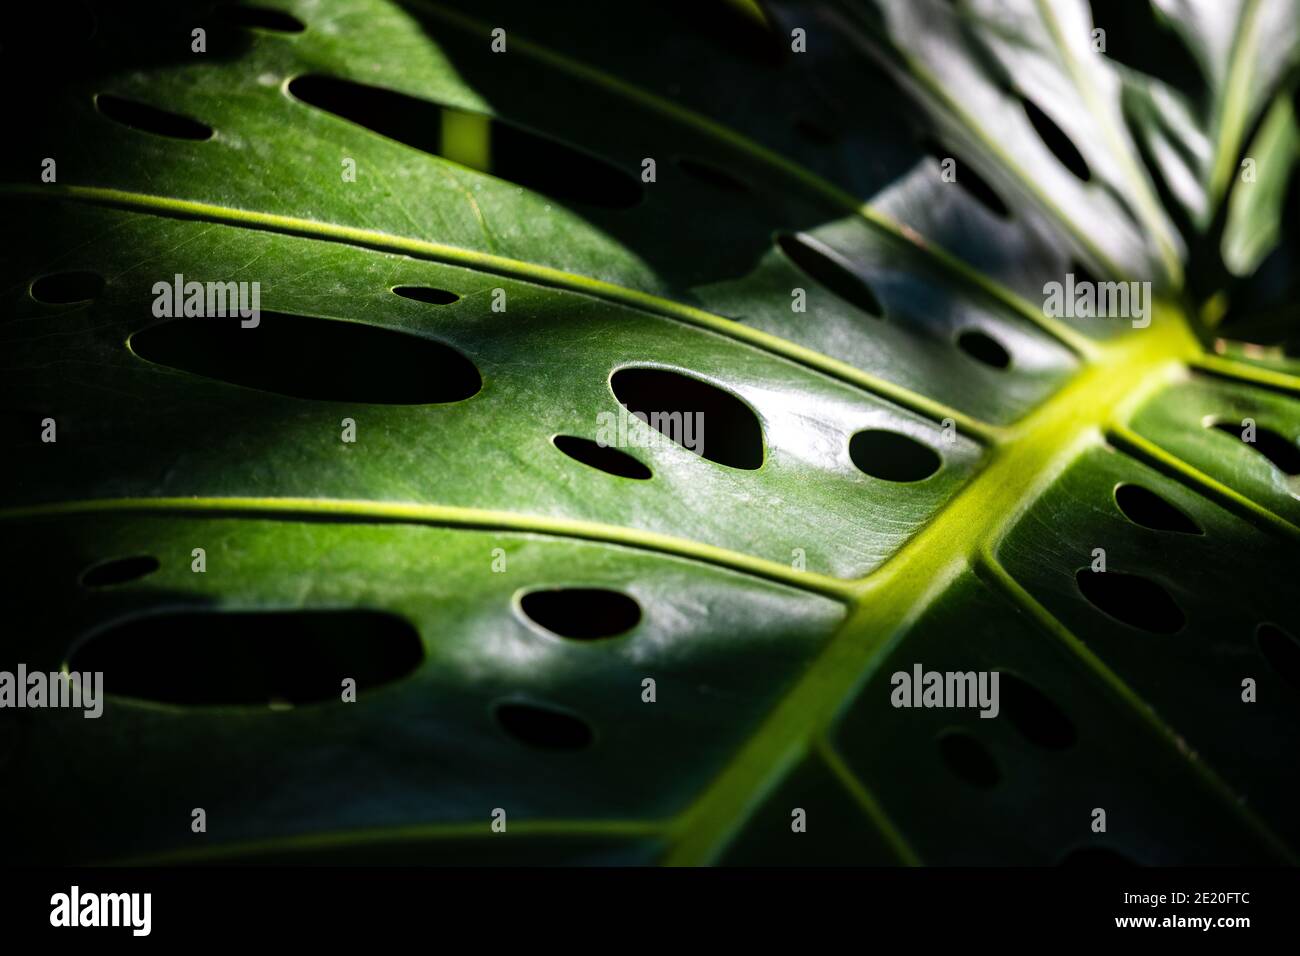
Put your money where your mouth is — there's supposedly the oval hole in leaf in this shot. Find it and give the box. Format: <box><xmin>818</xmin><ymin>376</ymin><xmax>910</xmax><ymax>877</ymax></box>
<box><xmin>937</xmin><ymin>730</ymin><xmax>999</xmax><ymax>789</ymax></box>
<box><xmin>1000</xmin><ymin>673</ymin><xmax>1076</xmax><ymax>749</ymax></box>
<box><xmin>610</xmin><ymin>367</ymin><xmax>763</xmax><ymax>470</ymax></box>
<box><xmin>287</xmin><ymin>74</ymin><xmax>641</xmax><ymax>209</ymax></box>
<box><xmin>68</xmin><ymin>609</ymin><xmax>423</xmax><ymax>706</ymax></box>
<box><xmin>849</xmin><ymin>429</ymin><xmax>941</xmax><ymax>482</ymax></box>
<box><xmin>80</xmin><ymin>555</ymin><xmax>160</xmax><ymax>588</ymax></box>
<box><xmin>1021</xmin><ymin>97</ymin><xmax>1091</xmax><ymax>182</ymax></box>
<box><xmin>94</xmin><ymin>93</ymin><xmax>213</xmax><ymax>140</ymax></box>
<box><xmin>921</xmin><ymin>138</ymin><xmax>1011</xmax><ymax>218</ymax></box>
<box><xmin>957</xmin><ymin>329</ymin><xmax>1011</xmax><ymax>369</ymax></box>
<box><xmin>776</xmin><ymin>232</ymin><xmax>884</xmax><ymax>318</ymax></box>
<box><xmin>495</xmin><ymin>701</ymin><xmax>594</xmax><ymax>750</ymax></box>
<box><xmin>1257</xmin><ymin>623</ymin><xmax>1300</xmax><ymax>692</ymax></box>
<box><xmin>520</xmin><ymin>587</ymin><xmax>642</xmax><ymax>640</ymax></box>
<box><xmin>30</xmin><ymin>270</ymin><xmax>105</xmax><ymax>304</ymax></box>
<box><xmin>1075</xmin><ymin>569</ymin><xmax>1185</xmax><ymax>633</ymax></box>
<box><xmin>952</xmin><ymin>163</ymin><xmax>1011</xmax><ymax>219</ymax></box>
<box><xmin>1211</xmin><ymin>422</ymin><xmax>1300</xmax><ymax>475</ymax></box>
<box><xmin>675</xmin><ymin>156</ymin><xmax>749</xmax><ymax>193</ymax></box>
<box><xmin>215</xmin><ymin>4</ymin><xmax>307</xmax><ymax>32</ymax></box>
<box><xmin>1113</xmin><ymin>483</ymin><xmax>1202</xmax><ymax>534</ymax></box>
<box><xmin>131</xmin><ymin>313</ymin><xmax>481</xmax><ymax>404</ymax></box>
<box><xmin>552</xmin><ymin>435</ymin><xmax>652</xmax><ymax>480</ymax></box>
<box><xmin>393</xmin><ymin>286</ymin><xmax>459</xmax><ymax>305</ymax></box>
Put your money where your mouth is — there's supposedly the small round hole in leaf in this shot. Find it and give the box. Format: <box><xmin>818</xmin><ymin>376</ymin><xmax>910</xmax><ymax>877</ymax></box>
<box><xmin>1113</xmin><ymin>483</ymin><xmax>1202</xmax><ymax>534</ymax></box>
<box><xmin>1021</xmin><ymin>96</ymin><xmax>1091</xmax><ymax>181</ymax></box>
<box><xmin>94</xmin><ymin>93</ymin><xmax>213</xmax><ymax>140</ymax></box>
<box><xmin>1075</xmin><ymin>568</ymin><xmax>1185</xmax><ymax>633</ymax></box>
<box><xmin>520</xmin><ymin>588</ymin><xmax>641</xmax><ymax>640</ymax></box>
<box><xmin>776</xmin><ymin>232</ymin><xmax>884</xmax><ymax>319</ymax></box>
<box><xmin>1210</xmin><ymin>421</ymin><xmax>1300</xmax><ymax>475</ymax></box>
<box><xmin>393</xmin><ymin>286</ymin><xmax>459</xmax><ymax>305</ymax></box>
<box><xmin>849</xmin><ymin>429</ymin><xmax>941</xmax><ymax>482</ymax></box>
<box><xmin>957</xmin><ymin>329</ymin><xmax>1011</xmax><ymax>369</ymax></box>
<box><xmin>920</xmin><ymin>138</ymin><xmax>1011</xmax><ymax>218</ymax></box>
<box><xmin>610</xmin><ymin>367</ymin><xmax>763</xmax><ymax>470</ymax></box>
<box><xmin>495</xmin><ymin>701</ymin><xmax>594</xmax><ymax>750</ymax></box>
<box><xmin>1000</xmin><ymin>673</ymin><xmax>1076</xmax><ymax>749</ymax></box>
<box><xmin>552</xmin><ymin>435</ymin><xmax>652</xmax><ymax>480</ymax></box>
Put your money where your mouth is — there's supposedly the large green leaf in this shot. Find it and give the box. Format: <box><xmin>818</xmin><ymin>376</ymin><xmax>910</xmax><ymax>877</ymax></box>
<box><xmin>2</xmin><ymin>0</ymin><xmax>1299</xmax><ymax>865</ymax></box>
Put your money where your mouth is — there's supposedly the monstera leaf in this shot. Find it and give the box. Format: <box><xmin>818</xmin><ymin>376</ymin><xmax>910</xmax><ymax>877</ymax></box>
<box><xmin>2</xmin><ymin>0</ymin><xmax>1299</xmax><ymax>866</ymax></box>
